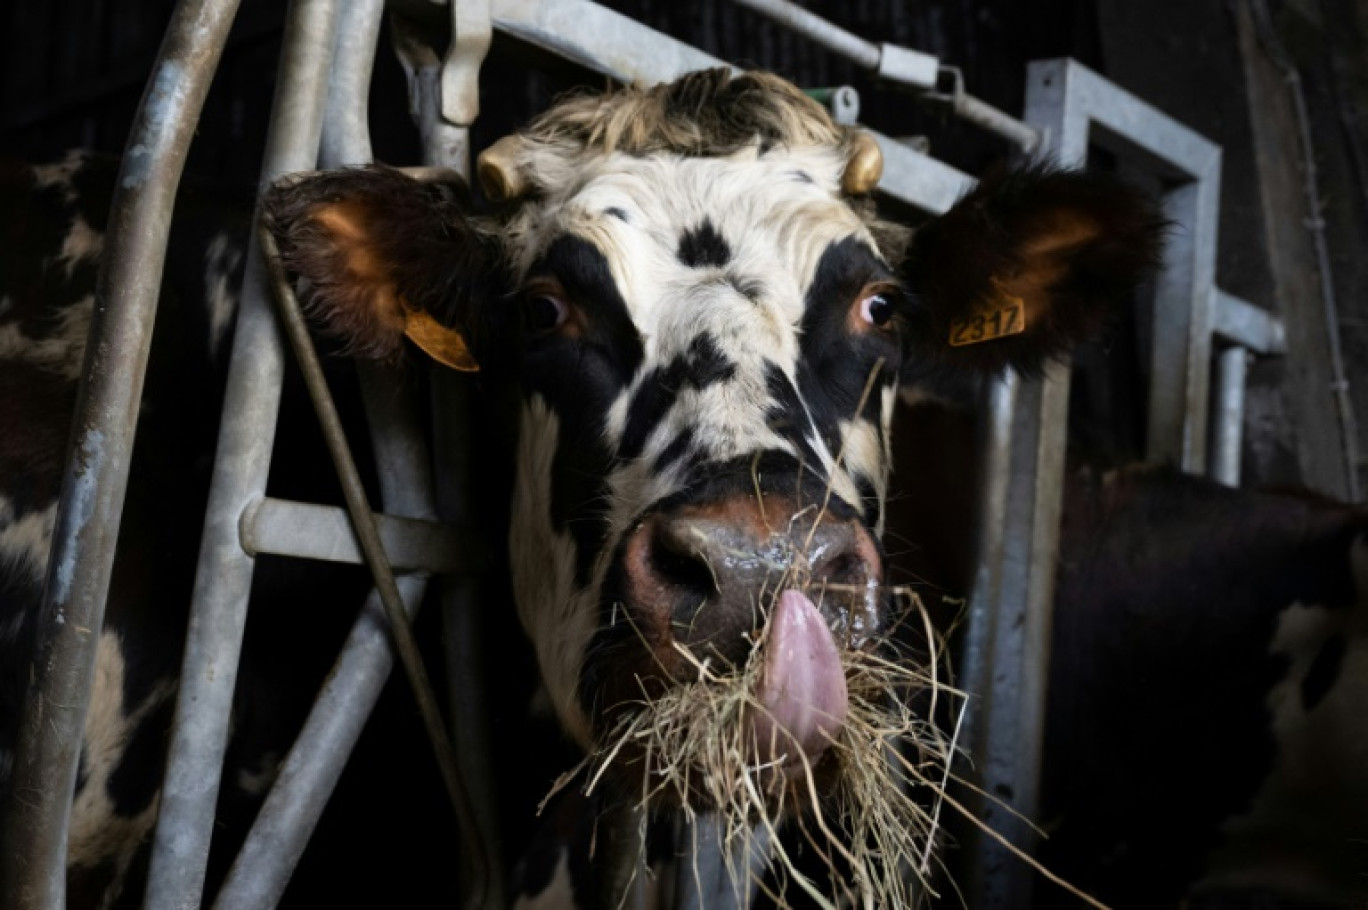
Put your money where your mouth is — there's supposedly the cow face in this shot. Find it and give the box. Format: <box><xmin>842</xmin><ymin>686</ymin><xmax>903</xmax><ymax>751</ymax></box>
<box><xmin>266</xmin><ymin>71</ymin><xmax>1161</xmax><ymax>792</ymax></box>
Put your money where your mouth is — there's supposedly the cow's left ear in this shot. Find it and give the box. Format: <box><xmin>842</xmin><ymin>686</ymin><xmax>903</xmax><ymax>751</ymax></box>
<box><xmin>264</xmin><ymin>164</ymin><xmax>510</xmax><ymax>371</ymax></box>
<box><xmin>900</xmin><ymin>165</ymin><xmax>1165</xmax><ymax>379</ymax></box>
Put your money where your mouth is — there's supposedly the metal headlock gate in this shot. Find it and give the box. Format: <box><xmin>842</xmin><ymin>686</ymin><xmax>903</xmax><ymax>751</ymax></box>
<box><xmin>0</xmin><ymin>0</ymin><xmax>1284</xmax><ymax>907</ymax></box>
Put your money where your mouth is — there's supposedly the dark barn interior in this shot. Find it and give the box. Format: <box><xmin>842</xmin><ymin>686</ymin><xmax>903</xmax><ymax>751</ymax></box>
<box><xmin>2</xmin><ymin>0</ymin><xmax>1367</xmax><ymax>908</ymax></box>
<box><xmin>6</xmin><ymin>0</ymin><xmax>1366</xmax><ymax>495</ymax></box>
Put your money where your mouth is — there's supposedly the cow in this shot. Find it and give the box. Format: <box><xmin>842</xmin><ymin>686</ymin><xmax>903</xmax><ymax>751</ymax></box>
<box><xmin>0</xmin><ymin>68</ymin><xmax>1163</xmax><ymax>907</ymax></box>
<box><xmin>0</xmin><ymin>152</ymin><xmax>251</xmax><ymax>906</ymax></box>
<box><xmin>515</xmin><ymin>405</ymin><xmax>1368</xmax><ymax>910</ymax></box>
<box><xmin>0</xmin><ymin>155</ymin><xmax>405</xmax><ymax>908</ymax></box>
<box><xmin>1040</xmin><ymin>465</ymin><xmax>1368</xmax><ymax>908</ymax></box>
<box><xmin>883</xmin><ymin>401</ymin><xmax>1368</xmax><ymax>908</ymax></box>
<box><xmin>265</xmin><ymin>68</ymin><xmax>1161</xmax><ymax>905</ymax></box>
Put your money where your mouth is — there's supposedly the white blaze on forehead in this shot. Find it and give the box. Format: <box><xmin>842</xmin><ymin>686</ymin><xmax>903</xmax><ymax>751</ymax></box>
<box><xmin>543</xmin><ymin>147</ymin><xmax>880</xmax><ymax>470</ymax></box>
<box><xmin>512</xmin><ymin>145</ymin><xmax>877</xmax><ymax>308</ymax></box>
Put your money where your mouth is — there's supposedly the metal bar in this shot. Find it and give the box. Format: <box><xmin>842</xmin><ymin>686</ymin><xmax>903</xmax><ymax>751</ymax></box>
<box><xmin>1210</xmin><ymin>346</ymin><xmax>1250</xmax><ymax>486</ymax></box>
<box><xmin>870</xmin><ymin>130</ymin><xmax>975</xmax><ymax>214</ymax></box>
<box><xmin>959</xmin><ymin>61</ymin><xmax>1094</xmax><ymax>908</ymax></box>
<box><xmin>390</xmin><ymin>13</ymin><xmax>474</xmax><ymax>176</ymax></box>
<box><xmin>492</xmin><ymin>0</ymin><xmax>724</xmax><ymax>85</ymax></box>
<box><xmin>1149</xmin><ymin>176</ymin><xmax>1220</xmax><ymax>473</ymax></box>
<box><xmin>928</xmin><ymin>67</ymin><xmax>1042</xmax><ymax>154</ymax></box>
<box><xmin>213</xmin><ymin>3</ymin><xmax>487</xmax><ymax>902</ymax></box>
<box><xmin>143</xmin><ymin>3</ymin><xmax>342</xmax><ymax>906</ymax></box>
<box><xmin>1025</xmin><ymin>60</ymin><xmax>1223</xmax><ymax>476</ymax></box>
<box><xmin>951</xmin><ymin>90</ymin><xmax>1043</xmax><ymax>155</ymax></box>
<box><xmin>260</xmin><ymin>221</ymin><xmax>491</xmax><ymax>908</ymax></box>
<box><xmin>399</xmin><ymin>6</ymin><xmax>507</xmax><ymax>905</ymax></box>
<box><xmin>1214</xmin><ymin>289</ymin><xmax>1286</xmax><ymax>354</ymax></box>
<box><xmin>0</xmin><ymin>2</ymin><xmax>241</xmax><ymax>907</ymax></box>
<box><xmin>318</xmin><ymin>0</ymin><xmax>385</xmax><ymax>169</ymax></box>
<box><xmin>211</xmin><ymin>578</ymin><xmax>425</xmax><ymax>910</ymax></box>
<box><xmin>441</xmin><ymin>0</ymin><xmax>491</xmax><ymax>126</ymax></box>
<box><xmin>959</xmin><ymin>373</ymin><xmax>1059</xmax><ymax>908</ymax></box>
<box><xmin>726</xmin><ymin>0</ymin><xmax>880</xmax><ymax>69</ymax></box>
<box><xmin>674</xmin><ymin>817</ymin><xmax>772</xmax><ymax>910</ymax></box>
<box><xmin>240</xmin><ymin>496</ymin><xmax>472</xmax><ymax>572</ymax></box>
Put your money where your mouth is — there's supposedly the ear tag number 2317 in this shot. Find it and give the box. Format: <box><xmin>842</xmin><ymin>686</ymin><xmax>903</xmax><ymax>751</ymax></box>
<box><xmin>949</xmin><ymin>294</ymin><xmax>1026</xmax><ymax>347</ymax></box>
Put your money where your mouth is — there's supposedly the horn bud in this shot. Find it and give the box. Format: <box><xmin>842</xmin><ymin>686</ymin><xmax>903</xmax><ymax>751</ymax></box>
<box><xmin>477</xmin><ymin>135</ymin><xmax>529</xmax><ymax>201</ymax></box>
<box><xmin>841</xmin><ymin>131</ymin><xmax>883</xmax><ymax>195</ymax></box>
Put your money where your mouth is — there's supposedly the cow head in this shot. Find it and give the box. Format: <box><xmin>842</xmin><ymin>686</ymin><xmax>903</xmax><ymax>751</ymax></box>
<box><xmin>266</xmin><ymin>70</ymin><xmax>1161</xmax><ymax>797</ymax></box>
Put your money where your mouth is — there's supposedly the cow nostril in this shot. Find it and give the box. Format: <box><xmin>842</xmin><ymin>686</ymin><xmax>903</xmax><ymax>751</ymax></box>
<box><xmin>649</xmin><ymin>521</ymin><xmax>719</xmax><ymax>603</ymax></box>
<box><xmin>815</xmin><ymin>551</ymin><xmax>864</xmax><ymax>585</ymax></box>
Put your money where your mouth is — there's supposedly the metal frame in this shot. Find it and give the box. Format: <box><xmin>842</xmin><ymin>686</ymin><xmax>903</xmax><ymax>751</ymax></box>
<box><xmin>2</xmin><ymin>2</ymin><xmax>1286</xmax><ymax>908</ymax></box>
<box><xmin>0</xmin><ymin>1</ymin><xmax>245</xmax><ymax>906</ymax></box>
<box><xmin>956</xmin><ymin>58</ymin><xmax>1283</xmax><ymax>906</ymax></box>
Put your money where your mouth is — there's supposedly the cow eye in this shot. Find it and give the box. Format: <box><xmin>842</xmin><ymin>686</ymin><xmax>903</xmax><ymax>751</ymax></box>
<box><xmin>527</xmin><ymin>294</ymin><xmax>569</xmax><ymax>333</ymax></box>
<box><xmin>858</xmin><ymin>293</ymin><xmax>893</xmax><ymax>327</ymax></box>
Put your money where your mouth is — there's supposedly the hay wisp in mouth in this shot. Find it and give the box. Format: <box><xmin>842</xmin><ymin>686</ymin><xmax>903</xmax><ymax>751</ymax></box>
<box><xmin>550</xmin><ymin>584</ymin><xmax>964</xmax><ymax>909</ymax></box>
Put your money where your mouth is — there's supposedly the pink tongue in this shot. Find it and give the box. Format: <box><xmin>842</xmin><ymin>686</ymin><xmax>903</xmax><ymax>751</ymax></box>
<box><xmin>749</xmin><ymin>589</ymin><xmax>849</xmax><ymax>766</ymax></box>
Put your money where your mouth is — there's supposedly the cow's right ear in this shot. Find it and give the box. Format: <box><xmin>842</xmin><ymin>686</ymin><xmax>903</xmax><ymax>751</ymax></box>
<box><xmin>263</xmin><ymin>165</ymin><xmax>508</xmax><ymax>370</ymax></box>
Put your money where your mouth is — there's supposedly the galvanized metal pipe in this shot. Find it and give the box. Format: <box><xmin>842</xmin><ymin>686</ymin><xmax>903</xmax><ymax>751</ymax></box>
<box><xmin>727</xmin><ymin>0</ymin><xmax>880</xmax><ymax>69</ymax></box>
<box><xmin>399</xmin><ymin>5</ymin><xmax>508</xmax><ymax>905</ymax></box>
<box><xmin>259</xmin><ymin>222</ymin><xmax>490</xmax><ymax>907</ymax></box>
<box><xmin>143</xmin><ymin>3</ymin><xmax>342</xmax><ymax>907</ymax></box>
<box><xmin>0</xmin><ymin>2</ymin><xmax>241</xmax><ymax>907</ymax></box>
<box><xmin>216</xmin><ymin>3</ymin><xmax>501</xmax><ymax>902</ymax></box>
<box><xmin>1211</xmin><ymin>346</ymin><xmax>1250</xmax><ymax>486</ymax></box>
<box><xmin>239</xmin><ymin>496</ymin><xmax>471</xmax><ymax>571</ymax></box>
<box><xmin>211</xmin><ymin>577</ymin><xmax>427</xmax><ymax>910</ymax></box>
<box><xmin>674</xmin><ymin>817</ymin><xmax>772</xmax><ymax>910</ymax></box>
<box><xmin>1214</xmin><ymin>288</ymin><xmax>1286</xmax><ymax>355</ymax></box>
<box><xmin>318</xmin><ymin>0</ymin><xmax>385</xmax><ymax>169</ymax></box>
<box><xmin>950</xmin><ymin>89</ymin><xmax>1043</xmax><ymax>156</ymax></box>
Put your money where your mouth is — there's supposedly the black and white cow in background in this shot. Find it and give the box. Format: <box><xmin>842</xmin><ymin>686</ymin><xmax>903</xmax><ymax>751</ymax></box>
<box><xmin>0</xmin><ymin>153</ymin><xmax>251</xmax><ymax>905</ymax></box>
<box><xmin>1</xmin><ymin>69</ymin><xmax>1163</xmax><ymax>906</ymax></box>
<box><xmin>886</xmin><ymin>402</ymin><xmax>1368</xmax><ymax>909</ymax></box>
<box><xmin>0</xmin><ymin>155</ymin><xmax>438</xmax><ymax>907</ymax></box>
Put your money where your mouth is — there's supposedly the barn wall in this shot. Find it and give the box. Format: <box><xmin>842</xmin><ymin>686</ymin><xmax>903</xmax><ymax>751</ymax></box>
<box><xmin>1096</xmin><ymin>0</ymin><xmax>1368</xmax><ymax>498</ymax></box>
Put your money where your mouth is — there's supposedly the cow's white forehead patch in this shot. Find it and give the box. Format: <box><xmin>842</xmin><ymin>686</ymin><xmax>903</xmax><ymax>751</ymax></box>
<box><xmin>514</xmin><ymin>146</ymin><xmax>875</xmax><ymax>305</ymax></box>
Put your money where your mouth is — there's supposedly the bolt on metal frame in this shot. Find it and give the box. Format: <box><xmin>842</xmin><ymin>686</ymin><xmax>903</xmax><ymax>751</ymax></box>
<box><xmin>1</xmin><ymin>1</ymin><xmax>1284</xmax><ymax>908</ymax></box>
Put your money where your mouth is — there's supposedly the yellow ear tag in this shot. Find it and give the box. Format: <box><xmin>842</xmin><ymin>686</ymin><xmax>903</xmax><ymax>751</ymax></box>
<box><xmin>404</xmin><ymin>310</ymin><xmax>479</xmax><ymax>372</ymax></box>
<box><xmin>948</xmin><ymin>290</ymin><xmax>1027</xmax><ymax>347</ymax></box>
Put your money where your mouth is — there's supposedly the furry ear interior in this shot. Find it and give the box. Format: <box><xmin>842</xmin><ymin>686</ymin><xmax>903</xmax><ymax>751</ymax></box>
<box><xmin>263</xmin><ymin>165</ymin><xmax>507</xmax><ymax>370</ymax></box>
<box><xmin>901</xmin><ymin>165</ymin><xmax>1166</xmax><ymax>379</ymax></box>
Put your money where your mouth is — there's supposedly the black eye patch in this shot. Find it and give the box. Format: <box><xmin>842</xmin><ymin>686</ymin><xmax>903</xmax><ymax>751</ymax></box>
<box><xmin>525</xmin><ymin>234</ymin><xmax>644</xmax><ymax>377</ymax></box>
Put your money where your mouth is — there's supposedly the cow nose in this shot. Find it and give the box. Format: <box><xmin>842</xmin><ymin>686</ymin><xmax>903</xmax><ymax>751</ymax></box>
<box><xmin>621</xmin><ymin>501</ymin><xmax>882</xmax><ymax>663</ymax></box>
<box><xmin>653</xmin><ymin>513</ymin><xmax>875</xmax><ymax>594</ymax></box>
